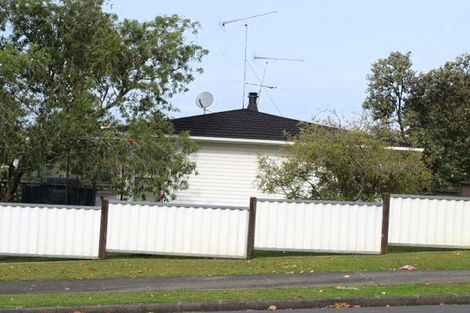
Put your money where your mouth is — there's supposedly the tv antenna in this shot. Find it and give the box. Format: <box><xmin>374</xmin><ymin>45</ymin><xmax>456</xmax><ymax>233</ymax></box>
<box><xmin>254</xmin><ymin>56</ymin><xmax>305</xmax><ymax>62</ymax></box>
<box><xmin>195</xmin><ymin>92</ymin><xmax>214</xmax><ymax>114</ymax></box>
<box><xmin>221</xmin><ymin>11</ymin><xmax>278</xmax><ymax>109</ymax></box>
<box><xmin>253</xmin><ymin>55</ymin><xmax>304</xmax><ymax>98</ymax></box>
<box><xmin>246</xmin><ymin>82</ymin><xmax>277</xmax><ymax>90</ymax></box>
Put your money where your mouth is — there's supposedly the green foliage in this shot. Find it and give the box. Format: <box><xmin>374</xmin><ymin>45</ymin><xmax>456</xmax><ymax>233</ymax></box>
<box><xmin>364</xmin><ymin>52</ymin><xmax>470</xmax><ymax>190</ymax></box>
<box><xmin>408</xmin><ymin>54</ymin><xmax>470</xmax><ymax>189</ymax></box>
<box><xmin>0</xmin><ymin>0</ymin><xmax>207</xmax><ymax>201</ymax></box>
<box><xmin>257</xmin><ymin>122</ymin><xmax>431</xmax><ymax>202</ymax></box>
<box><xmin>363</xmin><ymin>51</ymin><xmax>415</xmax><ymax>140</ymax></box>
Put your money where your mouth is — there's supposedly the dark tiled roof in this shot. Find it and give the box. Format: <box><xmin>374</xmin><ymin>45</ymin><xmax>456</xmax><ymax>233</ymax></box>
<box><xmin>171</xmin><ymin>109</ymin><xmax>309</xmax><ymax>141</ymax></box>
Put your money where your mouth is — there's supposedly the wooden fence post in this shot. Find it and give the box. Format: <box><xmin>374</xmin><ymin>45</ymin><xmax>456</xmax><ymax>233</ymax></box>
<box><xmin>381</xmin><ymin>193</ymin><xmax>391</xmax><ymax>254</ymax></box>
<box><xmin>98</xmin><ymin>198</ymin><xmax>109</xmax><ymax>259</ymax></box>
<box><xmin>246</xmin><ymin>197</ymin><xmax>257</xmax><ymax>259</ymax></box>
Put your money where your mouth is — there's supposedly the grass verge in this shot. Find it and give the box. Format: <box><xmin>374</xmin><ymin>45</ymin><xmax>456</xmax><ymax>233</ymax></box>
<box><xmin>0</xmin><ymin>247</ymin><xmax>469</xmax><ymax>281</ymax></box>
<box><xmin>1</xmin><ymin>283</ymin><xmax>470</xmax><ymax>308</ymax></box>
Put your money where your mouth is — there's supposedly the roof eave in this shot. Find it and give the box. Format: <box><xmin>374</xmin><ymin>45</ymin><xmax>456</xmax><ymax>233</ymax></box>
<box><xmin>189</xmin><ymin>136</ymin><xmax>293</xmax><ymax>146</ymax></box>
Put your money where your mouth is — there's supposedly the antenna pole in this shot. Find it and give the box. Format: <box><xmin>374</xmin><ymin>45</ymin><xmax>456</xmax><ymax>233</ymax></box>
<box><xmin>242</xmin><ymin>24</ymin><xmax>248</xmax><ymax>109</ymax></box>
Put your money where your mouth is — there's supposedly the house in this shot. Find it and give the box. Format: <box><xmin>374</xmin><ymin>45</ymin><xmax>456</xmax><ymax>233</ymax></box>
<box><xmin>171</xmin><ymin>92</ymin><xmax>308</xmax><ymax>206</ymax></box>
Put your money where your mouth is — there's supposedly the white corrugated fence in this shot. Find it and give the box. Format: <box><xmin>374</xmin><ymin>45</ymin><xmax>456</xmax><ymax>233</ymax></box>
<box><xmin>3</xmin><ymin>193</ymin><xmax>469</xmax><ymax>261</ymax></box>
<box><xmin>106</xmin><ymin>201</ymin><xmax>252</xmax><ymax>259</ymax></box>
<box><xmin>254</xmin><ymin>198</ymin><xmax>385</xmax><ymax>254</ymax></box>
<box><xmin>389</xmin><ymin>194</ymin><xmax>470</xmax><ymax>248</ymax></box>
<box><xmin>0</xmin><ymin>202</ymin><xmax>103</xmax><ymax>259</ymax></box>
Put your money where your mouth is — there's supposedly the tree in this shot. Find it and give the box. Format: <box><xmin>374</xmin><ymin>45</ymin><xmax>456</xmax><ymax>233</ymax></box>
<box><xmin>408</xmin><ymin>54</ymin><xmax>470</xmax><ymax>189</ymax></box>
<box><xmin>257</xmin><ymin>122</ymin><xmax>431</xmax><ymax>202</ymax></box>
<box><xmin>0</xmin><ymin>0</ymin><xmax>207</xmax><ymax>201</ymax></box>
<box><xmin>363</xmin><ymin>51</ymin><xmax>416</xmax><ymax>141</ymax></box>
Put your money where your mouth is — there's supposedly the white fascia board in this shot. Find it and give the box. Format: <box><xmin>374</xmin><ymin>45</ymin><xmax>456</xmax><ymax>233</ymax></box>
<box><xmin>385</xmin><ymin>146</ymin><xmax>424</xmax><ymax>152</ymax></box>
<box><xmin>189</xmin><ymin>136</ymin><xmax>422</xmax><ymax>151</ymax></box>
<box><xmin>189</xmin><ymin>136</ymin><xmax>292</xmax><ymax>146</ymax></box>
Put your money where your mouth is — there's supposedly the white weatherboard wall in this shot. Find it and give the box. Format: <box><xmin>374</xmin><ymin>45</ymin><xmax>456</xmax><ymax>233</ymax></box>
<box><xmin>0</xmin><ymin>203</ymin><xmax>102</xmax><ymax>259</ymax></box>
<box><xmin>389</xmin><ymin>194</ymin><xmax>470</xmax><ymax>248</ymax></box>
<box><xmin>107</xmin><ymin>201</ymin><xmax>250</xmax><ymax>259</ymax></box>
<box><xmin>255</xmin><ymin>199</ymin><xmax>384</xmax><ymax>254</ymax></box>
<box><xmin>174</xmin><ymin>140</ymin><xmax>285</xmax><ymax>206</ymax></box>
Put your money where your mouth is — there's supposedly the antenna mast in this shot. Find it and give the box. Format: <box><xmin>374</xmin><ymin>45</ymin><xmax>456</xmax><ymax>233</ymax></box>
<box><xmin>221</xmin><ymin>11</ymin><xmax>277</xmax><ymax>109</ymax></box>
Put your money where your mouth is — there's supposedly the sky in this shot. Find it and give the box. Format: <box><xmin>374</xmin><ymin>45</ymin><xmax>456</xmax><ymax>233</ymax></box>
<box><xmin>108</xmin><ymin>0</ymin><xmax>470</xmax><ymax>121</ymax></box>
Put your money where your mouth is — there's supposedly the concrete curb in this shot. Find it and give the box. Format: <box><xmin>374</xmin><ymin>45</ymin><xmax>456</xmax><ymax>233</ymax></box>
<box><xmin>1</xmin><ymin>295</ymin><xmax>470</xmax><ymax>313</ymax></box>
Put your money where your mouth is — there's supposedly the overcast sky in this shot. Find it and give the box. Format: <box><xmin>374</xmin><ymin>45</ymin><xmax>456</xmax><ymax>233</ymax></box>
<box><xmin>108</xmin><ymin>0</ymin><xmax>470</xmax><ymax>121</ymax></box>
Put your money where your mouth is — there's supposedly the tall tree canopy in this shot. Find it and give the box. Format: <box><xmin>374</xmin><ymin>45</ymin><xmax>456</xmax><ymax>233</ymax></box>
<box><xmin>364</xmin><ymin>52</ymin><xmax>469</xmax><ymax>190</ymax></box>
<box><xmin>0</xmin><ymin>0</ymin><xmax>207</xmax><ymax>201</ymax></box>
<box><xmin>257</xmin><ymin>122</ymin><xmax>431</xmax><ymax>202</ymax></box>
<box><xmin>363</xmin><ymin>51</ymin><xmax>415</xmax><ymax>141</ymax></box>
<box><xmin>408</xmin><ymin>54</ymin><xmax>470</xmax><ymax>189</ymax></box>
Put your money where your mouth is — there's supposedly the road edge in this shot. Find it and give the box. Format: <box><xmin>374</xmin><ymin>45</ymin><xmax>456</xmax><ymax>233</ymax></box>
<box><xmin>1</xmin><ymin>294</ymin><xmax>470</xmax><ymax>312</ymax></box>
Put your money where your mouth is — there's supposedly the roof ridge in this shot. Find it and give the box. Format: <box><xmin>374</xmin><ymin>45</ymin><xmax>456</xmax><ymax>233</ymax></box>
<box><xmin>171</xmin><ymin>108</ymin><xmax>246</xmax><ymax>121</ymax></box>
<box><xmin>172</xmin><ymin>108</ymin><xmax>308</xmax><ymax>124</ymax></box>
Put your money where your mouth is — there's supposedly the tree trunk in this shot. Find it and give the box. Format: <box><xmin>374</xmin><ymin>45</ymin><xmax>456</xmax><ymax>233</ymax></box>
<box><xmin>397</xmin><ymin>90</ymin><xmax>406</xmax><ymax>141</ymax></box>
<box><xmin>0</xmin><ymin>171</ymin><xmax>24</xmax><ymax>202</ymax></box>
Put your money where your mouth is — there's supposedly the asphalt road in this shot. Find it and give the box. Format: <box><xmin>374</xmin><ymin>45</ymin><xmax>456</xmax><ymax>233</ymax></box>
<box><xmin>1</xmin><ymin>269</ymin><xmax>470</xmax><ymax>294</ymax></box>
<box><xmin>220</xmin><ymin>304</ymin><xmax>470</xmax><ymax>312</ymax></box>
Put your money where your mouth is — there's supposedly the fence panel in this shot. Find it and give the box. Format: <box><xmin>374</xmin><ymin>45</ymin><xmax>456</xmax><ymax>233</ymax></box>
<box><xmin>254</xmin><ymin>198</ymin><xmax>384</xmax><ymax>254</ymax></box>
<box><xmin>389</xmin><ymin>194</ymin><xmax>470</xmax><ymax>248</ymax></box>
<box><xmin>0</xmin><ymin>202</ymin><xmax>102</xmax><ymax>259</ymax></box>
<box><xmin>106</xmin><ymin>201</ymin><xmax>251</xmax><ymax>259</ymax></box>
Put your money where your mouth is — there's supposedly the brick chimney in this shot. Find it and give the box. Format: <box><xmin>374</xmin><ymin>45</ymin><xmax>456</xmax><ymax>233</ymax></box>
<box><xmin>247</xmin><ymin>92</ymin><xmax>258</xmax><ymax>112</ymax></box>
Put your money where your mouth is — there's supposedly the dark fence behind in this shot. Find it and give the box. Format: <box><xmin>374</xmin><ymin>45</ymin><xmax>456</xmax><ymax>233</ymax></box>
<box><xmin>22</xmin><ymin>184</ymin><xmax>96</xmax><ymax>206</ymax></box>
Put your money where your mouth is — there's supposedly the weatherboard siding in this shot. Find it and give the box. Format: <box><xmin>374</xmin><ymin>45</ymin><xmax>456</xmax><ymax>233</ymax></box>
<box><xmin>174</xmin><ymin>141</ymin><xmax>285</xmax><ymax>206</ymax></box>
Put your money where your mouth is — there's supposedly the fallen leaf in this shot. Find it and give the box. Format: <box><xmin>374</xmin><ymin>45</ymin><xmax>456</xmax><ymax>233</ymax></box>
<box><xmin>400</xmin><ymin>265</ymin><xmax>417</xmax><ymax>271</ymax></box>
<box><xmin>268</xmin><ymin>304</ymin><xmax>277</xmax><ymax>311</ymax></box>
<box><xmin>329</xmin><ymin>302</ymin><xmax>354</xmax><ymax>308</ymax></box>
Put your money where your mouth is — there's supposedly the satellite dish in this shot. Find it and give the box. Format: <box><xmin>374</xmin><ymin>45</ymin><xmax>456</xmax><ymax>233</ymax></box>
<box><xmin>195</xmin><ymin>92</ymin><xmax>214</xmax><ymax>113</ymax></box>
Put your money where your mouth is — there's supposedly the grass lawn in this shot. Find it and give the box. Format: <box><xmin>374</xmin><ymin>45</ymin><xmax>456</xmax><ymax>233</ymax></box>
<box><xmin>1</xmin><ymin>283</ymin><xmax>470</xmax><ymax>308</ymax></box>
<box><xmin>0</xmin><ymin>247</ymin><xmax>469</xmax><ymax>281</ymax></box>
